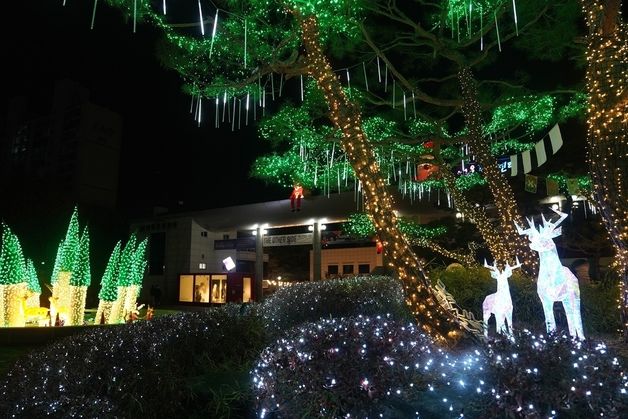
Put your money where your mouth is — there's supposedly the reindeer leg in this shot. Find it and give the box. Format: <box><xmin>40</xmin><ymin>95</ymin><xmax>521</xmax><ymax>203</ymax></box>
<box><xmin>563</xmin><ymin>297</ymin><xmax>585</xmax><ymax>339</ymax></box>
<box><xmin>540</xmin><ymin>296</ymin><xmax>557</xmax><ymax>333</ymax></box>
<box><xmin>506</xmin><ymin>310</ymin><xmax>514</xmax><ymax>336</ymax></box>
<box><xmin>498</xmin><ymin>315</ymin><xmax>508</xmax><ymax>335</ymax></box>
<box><xmin>483</xmin><ymin>310</ymin><xmax>491</xmax><ymax>337</ymax></box>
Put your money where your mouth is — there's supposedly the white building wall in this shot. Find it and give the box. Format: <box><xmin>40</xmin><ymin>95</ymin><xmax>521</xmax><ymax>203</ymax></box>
<box><xmin>310</xmin><ymin>247</ymin><xmax>384</xmax><ymax>280</ymax></box>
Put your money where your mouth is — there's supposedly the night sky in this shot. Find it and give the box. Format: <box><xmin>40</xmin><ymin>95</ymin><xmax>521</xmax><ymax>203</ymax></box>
<box><xmin>2</xmin><ymin>1</ymin><xmax>287</xmax><ymax>218</ymax></box>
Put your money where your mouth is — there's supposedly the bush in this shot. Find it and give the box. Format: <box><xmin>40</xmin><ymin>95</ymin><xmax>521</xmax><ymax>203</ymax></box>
<box><xmin>430</xmin><ymin>266</ymin><xmax>621</xmax><ymax>335</ymax></box>
<box><xmin>252</xmin><ymin>315</ymin><xmax>486</xmax><ymax>418</ymax></box>
<box><xmin>480</xmin><ymin>330</ymin><xmax>628</xmax><ymax>418</ymax></box>
<box><xmin>258</xmin><ymin>275</ymin><xmax>412</xmax><ymax>339</ymax></box>
<box><xmin>0</xmin><ymin>304</ymin><xmax>265</xmax><ymax>417</ymax></box>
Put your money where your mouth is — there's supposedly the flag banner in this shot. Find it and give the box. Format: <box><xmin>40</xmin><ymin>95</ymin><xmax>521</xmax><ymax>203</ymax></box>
<box><xmin>546</xmin><ymin>178</ymin><xmax>560</xmax><ymax>196</ymax></box>
<box><xmin>509</xmin><ymin>123</ymin><xmax>563</xmax><ymax>176</ymax></box>
<box><xmin>567</xmin><ymin>178</ymin><xmax>580</xmax><ymax>195</ymax></box>
<box><xmin>525</xmin><ymin>174</ymin><xmax>538</xmax><ymax>193</ymax></box>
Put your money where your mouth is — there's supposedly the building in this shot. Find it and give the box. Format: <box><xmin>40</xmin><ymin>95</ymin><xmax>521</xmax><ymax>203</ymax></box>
<box><xmin>1</xmin><ymin>79</ymin><xmax>122</xmax><ymax>211</ymax></box>
<box><xmin>130</xmin><ymin>192</ymin><xmax>452</xmax><ymax>305</ymax></box>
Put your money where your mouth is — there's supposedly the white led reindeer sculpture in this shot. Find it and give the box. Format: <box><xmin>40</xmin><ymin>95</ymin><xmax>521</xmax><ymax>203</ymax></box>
<box><xmin>482</xmin><ymin>258</ymin><xmax>521</xmax><ymax>337</ymax></box>
<box><xmin>516</xmin><ymin>208</ymin><xmax>585</xmax><ymax>339</ymax></box>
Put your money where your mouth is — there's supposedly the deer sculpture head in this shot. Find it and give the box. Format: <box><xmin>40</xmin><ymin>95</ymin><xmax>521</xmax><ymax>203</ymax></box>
<box><xmin>515</xmin><ymin>207</ymin><xmax>568</xmax><ymax>252</ymax></box>
<box><xmin>484</xmin><ymin>258</ymin><xmax>522</xmax><ymax>282</ymax></box>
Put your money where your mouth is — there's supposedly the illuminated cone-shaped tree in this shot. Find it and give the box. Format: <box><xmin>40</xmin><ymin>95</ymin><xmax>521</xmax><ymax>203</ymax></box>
<box><xmin>95</xmin><ymin>241</ymin><xmax>121</xmax><ymax>325</ymax></box>
<box><xmin>109</xmin><ymin>234</ymin><xmax>137</xmax><ymax>324</ymax></box>
<box><xmin>68</xmin><ymin>227</ymin><xmax>91</xmax><ymax>326</ymax></box>
<box><xmin>0</xmin><ymin>224</ymin><xmax>28</xmax><ymax>327</ymax></box>
<box><xmin>123</xmin><ymin>238</ymin><xmax>148</xmax><ymax>317</ymax></box>
<box><xmin>25</xmin><ymin>259</ymin><xmax>41</xmax><ymax>309</ymax></box>
<box><xmin>580</xmin><ymin>0</ymin><xmax>628</xmax><ymax>339</ymax></box>
<box><xmin>51</xmin><ymin>207</ymin><xmax>80</xmax><ymax>324</ymax></box>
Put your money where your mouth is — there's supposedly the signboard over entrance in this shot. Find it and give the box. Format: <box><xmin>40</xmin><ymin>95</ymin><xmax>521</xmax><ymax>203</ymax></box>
<box><xmin>263</xmin><ymin>233</ymin><xmax>313</xmax><ymax>247</ymax></box>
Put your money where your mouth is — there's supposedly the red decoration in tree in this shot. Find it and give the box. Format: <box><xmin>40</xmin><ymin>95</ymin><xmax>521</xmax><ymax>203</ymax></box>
<box><xmin>417</xmin><ymin>163</ymin><xmax>440</xmax><ymax>181</ymax></box>
<box><xmin>290</xmin><ymin>183</ymin><xmax>304</xmax><ymax>212</ymax></box>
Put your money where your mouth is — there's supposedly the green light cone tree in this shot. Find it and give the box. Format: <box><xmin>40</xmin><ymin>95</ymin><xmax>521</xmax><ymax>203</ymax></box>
<box><xmin>96</xmin><ymin>241</ymin><xmax>121</xmax><ymax>325</ymax></box>
<box><xmin>51</xmin><ymin>206</ymin><xmax>81</xmax><ymax>323</ymax></box>
<box><xmin>123</xmin><ymin>238</ymin><xmax>148</xmax><ymax>317</ymax></box>
<box><xmin>25</xmin><ymin>259</ymin><xmax>41</xmax><ymax>309</ymax></box>
<box><xmin>0</xmin><ymin>224</ymin><xmax>28</xmax><ymax>327</ymax></box>
<box><xmin>109</xmin><ymin>233</ymin><xmax>137</xmax><ymax>324</ymax></box>
<box><xmin>580</xmin><ymin>0</ymin><xmax>628</xmax><ymax>340</ymax></box>
<box><xmin>69</xmin><ymin>227</ymin><xmax>91</xmax><ymax>325</ymax></box>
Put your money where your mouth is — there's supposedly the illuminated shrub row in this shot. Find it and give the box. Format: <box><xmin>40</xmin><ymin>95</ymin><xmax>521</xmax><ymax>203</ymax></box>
<box><xmin>258</xmin><ymin>275</ymin><xmax>411</xmax><ymax>339</ymax></box>
<box><xmin>253</xmin><ymin>318</ymin><xmax>627</xmax><ymax>418</ymax></box>
<box><xmin>480</xmin><ymin>330</ymin><xmax>627</xmax><ymax>418</ymax></box>
<box><xmin>0</xmin><ymin>305</ymin><xmax>265</xmax><ymax>417</ymax></box>
<box><xmin>253</xmin><ymin>315</ymin><xmax>486</xmax><ymax>418</ymax></box>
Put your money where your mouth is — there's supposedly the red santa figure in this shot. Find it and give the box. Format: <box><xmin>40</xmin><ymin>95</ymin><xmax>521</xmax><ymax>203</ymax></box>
<box><xmin>290</xmin><ymin>183</ymin><xmax>304</xmax><ymax>212</ymax></box>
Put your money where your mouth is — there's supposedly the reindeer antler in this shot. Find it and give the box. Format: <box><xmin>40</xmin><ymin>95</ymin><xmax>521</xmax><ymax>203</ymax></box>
<box><xmin>515</xmin><ymin>217</ymin><xmax>538</xmax><ymax>236</ymax></box>
<box><xmin>548</xmin><ymin>207</ymin><xmax>568</xmax><ymax>228</ymax></box>
<box><xmin>508</xmin><ymin>256</ymin><xmax>522</xmax><ymax>270</ymax></box>
<box><xmin>484</xmin><ymin>259</ymin><xmax>497</xmax><ymax>271</ymax></box>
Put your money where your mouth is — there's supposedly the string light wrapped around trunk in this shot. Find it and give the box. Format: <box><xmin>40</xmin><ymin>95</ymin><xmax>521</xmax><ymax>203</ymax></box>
<box><xmin>298</xmin><ymin>14</ymin><xmax>480</xmax><ymax>345</ymax></box>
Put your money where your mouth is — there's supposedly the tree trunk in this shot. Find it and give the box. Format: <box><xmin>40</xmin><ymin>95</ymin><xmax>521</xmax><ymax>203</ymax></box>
<box><xmin>458</xmin><ymin>67</ymin><xmax>537</xmax><ymax>271</ymax></box>
<box><xmin>298</xmin><ymin>15</ymin><xmax>481</xmax><ymax>345</ymax></box>
<box><xmin>580</xmin><ymin>0</ymin><xmax>628</xmax><ymax>341</ymax></box>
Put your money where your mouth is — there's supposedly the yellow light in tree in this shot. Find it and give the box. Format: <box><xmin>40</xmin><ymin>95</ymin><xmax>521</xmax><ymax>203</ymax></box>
<box><xmin>296</xmin><ymin>14</ymin><xmax>481</xmax><ymax>345</ymax></box>
<box><xmin>580</xmin><ymin>0</ymin><xmax>628</xmax><ymax>339</ymax></box>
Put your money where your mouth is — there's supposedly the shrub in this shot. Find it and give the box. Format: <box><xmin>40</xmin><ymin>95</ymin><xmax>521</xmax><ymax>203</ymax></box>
<box><xmin>252</xmin><ymin>315</ymin><xmax>486</xmax><ymax>418</ymax></box>
<box><xmin>479</xmin><ymin>330</ymin><xmax>628</xmax><ymax>418</ymax></box>
<box><xmin>258</xmin><ymin>275</ymin><xmax>411</xmax><ymax>339</ymax></box>
<box><xmin>0</xmin><ymin>304</ymin><xmax>265</xmax><ymax>417</ymax></box>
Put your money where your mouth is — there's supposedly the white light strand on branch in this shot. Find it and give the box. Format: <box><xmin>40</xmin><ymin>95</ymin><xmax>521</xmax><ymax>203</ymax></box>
<box><xmin>133</xmin><ymin>0</ymin><xmax>137</xmax><ymax>33</ymax></box>
<box><xmin>244</xmin><ymin>19</ymin><xmax>247</xmax><ymax>68</ymax></box>
<box><xmin>494</xmin><ymin>11</ymin><xmax>502</xmax><ymax>52</ymax></box>
<box><xmin>90</xmin><ymin>0</ymin><xmax>98</xmax><ymax>30</ymax></box>
<box><xmin>512</xmin><ymin>0</ymin><xmax>519</xmax><ymax>36</ymax></box>
<box><xmin>209</xmin><ymin>9</ymin><xmax>218</xmax><ymax>58</ymax></box>
<box><xmin>198</xmin><ymin>0</ymin><xmax>205</xmax><ymax>36</ymax></box>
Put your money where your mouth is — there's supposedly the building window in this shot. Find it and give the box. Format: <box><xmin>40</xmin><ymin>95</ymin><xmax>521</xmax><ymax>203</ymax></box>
<box><xmin>327</xmin><ymin>265</ymin><xmax>339</xmax><ymax>275</ymax></box>
<box><xmin>223</xmin><ymin>234</ymin><xmax>229</xmax><ymax>240</ymax></box>
<box><xmin>199</xmin><ymin>262</ymin><xmax>206</xmax><ymax>270</ymax></box>
<box><xmin>358</xmin><ymin>264</ymin><xmax>370</xmax><ymax>274</ymax></box>
<box><xmin>201</xmin><ymin>231</ymin><xmax>208</xmax><ymax>237</ymax></box>
<box><xmin>343</xmin><ymin>264</ymin><xmax>354</xmax><ymax>275</ymax></box>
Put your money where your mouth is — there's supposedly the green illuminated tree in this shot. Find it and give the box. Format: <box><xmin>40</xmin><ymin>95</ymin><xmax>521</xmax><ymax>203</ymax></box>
<box><xmin>96</xmin><ymin>241</ymin><xmax>121</xmax><ymax>324</ymax></box>
<box><xmin>71</xmin><ymin>228</ymin><xmax>91</xmax><ymax>287</ymax></box>
<box><xmin>0</xmin><ymin>224</ymin><xmax>28</xmax><ymax>326</ymax></box>
<box><xmin>59</xmin><ymin>207</ymin><xmax>80</xmax><ymax>273</ymax></box>
<box><xmin>98</xmin><ymin>241</ymin><xmax>121</xmax><ymax>302</ymax></box>
<box><xmin>0</xmin><ymin>224</ymin><xmax>26</xmax><ymax>285</ymax></box>
<box><xmin>78</xmin><ymin>0</ymin><xmax>598</xmax><ymax>342</ymax></box>
<box><xmin>25</xmin><ymin>259</ymin><xmax>41</xmax><ymax>295</ymax></box>
<box><xmin>50</xmin><ymin>239</ymin><xmax>64</xmax><ymax>285</ymax></box>
<box><xmin>343</xmin><ymin>213</ymin><xmax>477</xmax><ymax>265</ymax></box>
